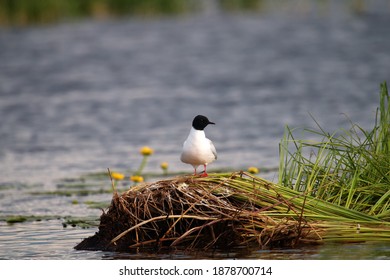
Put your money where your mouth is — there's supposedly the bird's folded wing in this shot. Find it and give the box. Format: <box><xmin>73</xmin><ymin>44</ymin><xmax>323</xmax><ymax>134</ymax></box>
<box><xmin>209</xmin><ymin>140</ymin><xmax>217</xmax><ymax>160</ymax></box>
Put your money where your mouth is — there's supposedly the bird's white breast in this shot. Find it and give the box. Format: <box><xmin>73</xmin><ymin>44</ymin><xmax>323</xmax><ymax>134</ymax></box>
<box><xmin>181</xmin><ymin>128</ymin><xmax>216</xmax><ymax>165</ymax></box>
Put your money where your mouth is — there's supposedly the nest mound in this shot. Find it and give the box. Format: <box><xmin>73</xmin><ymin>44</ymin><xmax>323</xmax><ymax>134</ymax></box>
<box><xmin>75</xmin><ymin>172</ymin><xmax>321</xmax><ymax>252</ymax></box>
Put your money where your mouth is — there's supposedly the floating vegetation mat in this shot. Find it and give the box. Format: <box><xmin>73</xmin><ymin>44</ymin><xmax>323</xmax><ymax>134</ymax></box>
<box><xmin>75</xmin><ymin>172</ymin><xmax>390</xmax><ymax>252</ymax></box>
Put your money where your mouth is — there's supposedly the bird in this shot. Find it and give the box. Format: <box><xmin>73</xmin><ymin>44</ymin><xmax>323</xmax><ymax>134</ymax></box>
<box><xmin>180</xmin><ymin>115</ymin><xmax>217</xmax><ymax>177</ymax></box>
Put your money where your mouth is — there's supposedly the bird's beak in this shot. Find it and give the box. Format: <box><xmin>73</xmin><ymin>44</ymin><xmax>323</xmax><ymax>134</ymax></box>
<box><xmin>209</xmin><ymin>121</ymin><xmax>215</xmax><ymax>125</ymax></box>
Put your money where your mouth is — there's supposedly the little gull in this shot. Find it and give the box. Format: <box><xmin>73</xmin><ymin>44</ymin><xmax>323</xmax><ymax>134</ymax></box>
<box><xmin>180</xmin><ymin>115</ymin><xmax>217</xmax><ymax>177</ymax></box>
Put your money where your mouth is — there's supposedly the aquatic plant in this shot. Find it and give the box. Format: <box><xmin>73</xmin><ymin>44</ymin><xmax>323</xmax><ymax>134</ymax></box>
<box><xmin>6</xmin><ymin>216</ymin><xmax>27</xmax><ymax>224</ymax></box>
<box><xmin>62</xmin><ymin>216</ymin><xmax>100</xmax><ymax>228</ymax></box>
<box><xmin>160</xmin><ymin>162</ymin><xmax>169</xmax><ymax>175</ymax></box>
<box><xmin>139</xmin><ymin>146</ymin><xmax>154</xmax><ymax>156</ymax></box>
<box><xmin>136</xmin><ymin>146</ymin><xmax>153</xmax><ymax>175</ymax></box>
<box><xmin>279</xmin><ymin>82</ymin><xmax>390</xmax><ymax>219</ymax></box>
<box><xmin>247</xmin><ymin>166</ymin><xmax>260</xmax><ymax>174</ymax></box>
<box><xmin>107</xmin><ymin>146</ymin><xmax>155</xmax><ymax>190</ymax></box>
<box><xmin>130</xmin><ymin>175</ymin><xmax>144</xmax><ymax>183</ymax></box>
<box><xmin>108</xmin><ymin>171</ymin><xmax>125</xmax><ymax>191</ymax></box>
<box><xmin>110</xmin><ymin>172</ymin><xmax>125</xmax><ymax>181</ymax></box>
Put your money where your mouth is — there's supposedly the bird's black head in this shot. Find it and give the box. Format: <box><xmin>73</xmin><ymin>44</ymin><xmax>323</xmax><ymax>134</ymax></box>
<box><xmin>192</xmin><ymin>115</ymin><xmax>215</xmax><ymax>130</ymax></box>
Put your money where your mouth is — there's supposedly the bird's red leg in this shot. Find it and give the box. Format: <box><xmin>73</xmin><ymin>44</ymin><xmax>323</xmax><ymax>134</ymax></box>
<box><xmin>201</xmin><ymin>164</ymin><xmax>208</xmax><ymax>177</ymax></box>
<box><xmin>193</xmin><ymin>166</ymin><xmax>197</xmax><ymax>176</ymax></box>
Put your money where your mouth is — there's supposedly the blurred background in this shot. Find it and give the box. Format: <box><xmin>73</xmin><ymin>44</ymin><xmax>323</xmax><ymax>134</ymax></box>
<box><xmin>1</xmin><ymin>0</ymin><xmax>390</xmax><ymax>185</ymax></box>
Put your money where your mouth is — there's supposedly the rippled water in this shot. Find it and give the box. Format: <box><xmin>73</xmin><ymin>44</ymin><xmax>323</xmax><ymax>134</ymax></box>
<box><xmin>1</xmin><ymin>2</ymin><xmax>390</xmax><ymax>259</ymax></box>
<box><xmin>2</xmin><ymin>219</ymin><xmax>389</xmax><ymax>260</ymax></box>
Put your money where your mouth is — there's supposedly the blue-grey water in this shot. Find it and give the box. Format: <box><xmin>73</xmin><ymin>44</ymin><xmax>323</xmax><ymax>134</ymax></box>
<box><xmin>1</xmin><ymin>2</ymin><xmax>390</xmax><ymax>259</ymax></box>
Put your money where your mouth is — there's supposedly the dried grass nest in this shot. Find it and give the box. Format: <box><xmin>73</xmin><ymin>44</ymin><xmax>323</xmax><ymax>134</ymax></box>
<box><xmin>74</xmin><ymin>172</ymin><xmax>389</xmax><ymax>252</ymax></box>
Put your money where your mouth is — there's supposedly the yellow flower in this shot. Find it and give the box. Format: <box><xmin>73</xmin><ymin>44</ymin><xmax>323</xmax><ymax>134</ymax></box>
<box><xmin>160</xmin><ymin>162</ymin><xmax>169</xmax><ymax>170</ymax></box>
<box><xmin>248</xmin><ymin>166</ymin><xmax>259</xmax><ymax>174</ymax></box>
<box><xmin>111</xmin><ymin>172</ymin><xmax>125</xmax><ymax>180</ymax></box>
<box><xmin>130</xmin><ymin>175</ymin><xmax>144</xmax><ymax>183</ymax></box>
<box><xmin>140</xmin><ymin>146</ymin><xmax>154</xmax><ymax>156</ymax></box>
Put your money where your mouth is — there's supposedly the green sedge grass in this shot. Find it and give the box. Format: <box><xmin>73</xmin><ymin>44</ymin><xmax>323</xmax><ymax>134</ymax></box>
<box><xmin>196</xmin><ymin>172</ymin><xmax>390</xmax><ymax>244</ymax></box>
<box><xmin>279</xmin><ymin>82</ymin><xmax>390</xmax><ymax>219</ymax></box>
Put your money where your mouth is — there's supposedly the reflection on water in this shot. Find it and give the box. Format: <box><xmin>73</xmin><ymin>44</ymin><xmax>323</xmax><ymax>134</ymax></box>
<box><xmin>1</xmin><ymin>2</ymin><xmax>390</xmax><ymax>259</ymax></box>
